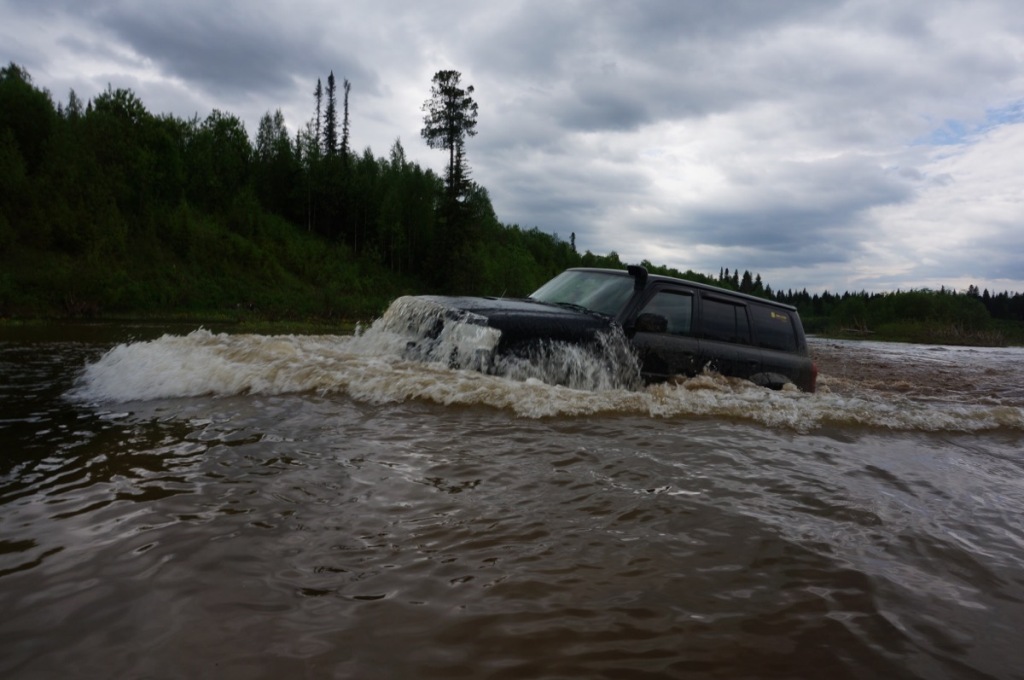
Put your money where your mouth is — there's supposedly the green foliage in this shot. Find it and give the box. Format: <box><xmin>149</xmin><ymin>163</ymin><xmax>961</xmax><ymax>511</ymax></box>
<box><xmin>823</xmin><ymin>289</ymin><xmax>1002</xmax><ymax>345</ymax></box>
<box><xmin>0</xmin><ymin>63</ymin><xmax>57</xmax><ymax>174</ymax></box>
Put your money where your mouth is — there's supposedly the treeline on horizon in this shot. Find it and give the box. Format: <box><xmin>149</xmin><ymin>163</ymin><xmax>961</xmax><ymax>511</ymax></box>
<box><xmin>2</xmin><ymin>63</ymin><xmax>1022</xmax><ymax>343</ymax></box>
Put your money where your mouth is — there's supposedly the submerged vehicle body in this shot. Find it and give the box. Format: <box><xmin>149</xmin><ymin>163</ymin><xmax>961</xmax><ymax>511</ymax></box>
<box><xmin>409</xmin><ymin>266</ymin><xmax>817</xmax><ymax>392</ymax></box>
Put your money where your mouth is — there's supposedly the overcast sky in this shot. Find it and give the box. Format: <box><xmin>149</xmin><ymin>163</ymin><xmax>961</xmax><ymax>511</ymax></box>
<box><xmin>3</xmin><ymin>0</ymin><xmax>1023</xmax><ymax>294</ymax></box>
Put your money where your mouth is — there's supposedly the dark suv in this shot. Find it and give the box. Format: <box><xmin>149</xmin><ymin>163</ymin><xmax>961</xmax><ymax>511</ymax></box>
<box><xmin>411</xmin><ymin>266</ymin><xmax>817</xmax><ymax>392</ymax></box>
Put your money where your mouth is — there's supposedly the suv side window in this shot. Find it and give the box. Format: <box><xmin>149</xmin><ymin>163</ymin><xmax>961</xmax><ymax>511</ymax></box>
<box><xmin>638</xmin><ymin>290</ymin><xmax>693</xmax><ymax>334</ymax></box>
<box><xmin>750</xmin><ymin>305</ymin><xmax>798</xmax><ymax>351</ymax></box>
<box><xmin>700</xmin><ymin>297</ymin><xmax>751</xmax><ymax>344</ymax></box>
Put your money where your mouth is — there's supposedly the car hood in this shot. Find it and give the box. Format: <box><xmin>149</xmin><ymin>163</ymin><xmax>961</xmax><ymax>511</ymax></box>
<box><xmin>418</xmin><ymin>295</ymin><xmax>614</xmax><ymax>347</ymax></box>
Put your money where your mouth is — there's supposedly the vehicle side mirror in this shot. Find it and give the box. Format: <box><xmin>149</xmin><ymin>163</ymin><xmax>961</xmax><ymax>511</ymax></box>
<box><xmin>635</xmin><ymin>312</ymin><xmax>668</xmax><ymax>333</ymax></box>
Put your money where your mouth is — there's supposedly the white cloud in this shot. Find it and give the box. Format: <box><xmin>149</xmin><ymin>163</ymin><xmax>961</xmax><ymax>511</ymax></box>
<box><xmin>861</xmin><ymin>122</ymin><xmax>1024</xmax><ymax>291</ymax></box>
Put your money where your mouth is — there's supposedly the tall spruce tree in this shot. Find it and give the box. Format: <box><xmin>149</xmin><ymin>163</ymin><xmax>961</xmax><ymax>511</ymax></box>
<box><xmin>420</xmin><ymin>70</ymin><xmax>481</xmax><ymax>290</ymax></box>
<box><xmin>341</xmin><ymin>78</ymin><xmax>351</xmax><ymax>161</ymax></box>
<box><xmin>420</xmin><ymin>70</ymin><xmax>478</xmax><ymax>200</ymax></box>
<box><xmin>323</xmin><ymin>71</ymin><xmax>338</xmax><ymax>156</ymax></box>
<box><xmin>313</xmin><ymin>78</ymin><xmax>322</xmax><ymax>148</ymax></box>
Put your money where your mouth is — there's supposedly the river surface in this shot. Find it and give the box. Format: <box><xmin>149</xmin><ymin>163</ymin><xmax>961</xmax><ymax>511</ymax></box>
<box><xmin>2</xmin><ymin>315</ymin><xmax>1023</xmax><ymax>679</ymax></box>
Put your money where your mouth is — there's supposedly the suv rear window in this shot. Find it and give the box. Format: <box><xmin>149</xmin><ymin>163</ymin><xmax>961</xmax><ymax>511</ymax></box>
<box><xmin>750</xmin><ymin>305</ymin><xmax>798</xmax><ymax>351</ymax></box>
<box><xmin>700</xmin><ymin>297</ymin><xmax>751</xmax><ymax>344</ymax></box>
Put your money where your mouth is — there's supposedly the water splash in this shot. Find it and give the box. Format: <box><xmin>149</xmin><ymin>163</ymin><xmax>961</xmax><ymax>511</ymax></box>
<box><xmin>493</xmin><ymin>331</ymin><xmax>643</xmax><ymax>392</ymax></box>
<box><xmin>359</xmin><ymin>295</ymin><xmax>641</xmax><ymax>391</ymax></box>
<box><xmin>364</xmin><ymin>296</ymin><xmax>501</xmax><ymax>371</ymax></box>
<box><xmin>69</xmin><ymin>300</ymin><xmax>1024</xmax><ymax>432</ymax></box>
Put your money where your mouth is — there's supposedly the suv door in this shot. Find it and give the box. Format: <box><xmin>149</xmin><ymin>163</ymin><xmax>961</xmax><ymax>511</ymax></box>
<box><xmin>627</xmin><ymin>286</ymin><xmax>700</xmax><ymax>382</ymax></box>
<box><xmin>695</xmin><ymin>294</ymin><xmax>763</xmax><ymax>381</ymax></box>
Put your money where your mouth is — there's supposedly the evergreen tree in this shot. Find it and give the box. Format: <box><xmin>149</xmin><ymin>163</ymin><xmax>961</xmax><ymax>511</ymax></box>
<box><xmin>323</xmin><ymin>72</ymin><xmax>338</xmax><ymax>156</ymax></box>
<box><xmin>65</xmin><ymin>89</ymin><xmax>84</xmax><ymax>120</ymax></box>
<box><xmin>740</xmin><ymin>270</ymin><xmax>753</xmax><ymax>293</ymax></box>
<box><xmin>420</xmin><ymin>70</ymin><xmax>481</xmax><ymax>290</ymax></box>
<box><xmin>341</xmin><ymin>78</ymin><xmax>351</xmax><ymax>161</ymax></box>
<box><xmin>254</xmin><ymin>109</ymin><xmax>296</xmax><ymax>217</ymax></box>
<box><xmin>421</xmin><ymin>69</ymin><xmax>478</xmax><ymax>200</ymax></box>
<box><xmin>313</xmin><ymin>78</ymin><xmax>322</xmax><ymax>149</ymax></box>
<box><xmin>0</xmin><ymin>63</ymin><xmax>57</xmax><ymax>174</ymax></box>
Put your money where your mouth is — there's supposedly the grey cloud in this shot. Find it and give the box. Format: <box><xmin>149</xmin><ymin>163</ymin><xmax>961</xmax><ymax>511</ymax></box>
<box><xmin>483</xmin><ymin>155</ymin><xmax>650</xmax><ymax>239</ymax></box>
<box><xmin>96</xmin><ymin>5</ymin><xmax>322</xmax><ymax>93</ymax></box>
<box><xmin>555</xmin><ymin>87</ymin><xmax>653</xmax><ymax>132</ymax></box>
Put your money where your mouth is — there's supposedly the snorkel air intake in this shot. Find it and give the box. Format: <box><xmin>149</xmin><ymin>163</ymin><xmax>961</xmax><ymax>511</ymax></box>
<box><xmin>627</xmin><ymin>264</ymin><xmax>648</xmax><ymax>291</ymax></box>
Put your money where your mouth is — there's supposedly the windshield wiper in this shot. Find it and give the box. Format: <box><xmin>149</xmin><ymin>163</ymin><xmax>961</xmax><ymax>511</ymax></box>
<box><xmin>554</xmin><ymin>301</ymin><xmax>612</xmax><ymax>317</ymax></box>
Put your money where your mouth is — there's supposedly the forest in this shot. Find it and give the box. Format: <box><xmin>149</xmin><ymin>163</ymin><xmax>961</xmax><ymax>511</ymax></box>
<box><xmin>2</xmin><ymin>63</ymin><xmax>1022</xmax><ymax>344</ymax></box>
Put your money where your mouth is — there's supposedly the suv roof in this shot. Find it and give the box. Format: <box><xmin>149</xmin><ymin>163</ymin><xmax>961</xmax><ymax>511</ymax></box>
<box><xmin>568</xmin><ymin>267</ymin><xmax>799</xmax><ymax>312</ymax></box>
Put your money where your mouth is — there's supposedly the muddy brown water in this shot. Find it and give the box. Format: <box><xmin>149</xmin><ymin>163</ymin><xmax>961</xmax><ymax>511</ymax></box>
<box><xmin>811</xmin><ymin>340</ymin><xmax>1024</xmax><ymax>406</ymax></box>
<box><xmin>2</xmin><ymin>321</ymin><xmax>1023</xmax><ymax>679</ymax></box>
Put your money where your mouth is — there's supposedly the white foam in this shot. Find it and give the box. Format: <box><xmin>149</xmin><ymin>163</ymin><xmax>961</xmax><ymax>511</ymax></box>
<box><xmin>71</xmin><ymin>304</ymin><xmax>1024</xmax><ymax>433</ymax></box>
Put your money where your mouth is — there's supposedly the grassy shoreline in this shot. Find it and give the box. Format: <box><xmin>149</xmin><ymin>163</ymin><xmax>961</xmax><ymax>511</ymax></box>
<box><xmin>817</xmin><ymin>323</ymin><xmax>1024</xmax><ymax>347</ymax></box>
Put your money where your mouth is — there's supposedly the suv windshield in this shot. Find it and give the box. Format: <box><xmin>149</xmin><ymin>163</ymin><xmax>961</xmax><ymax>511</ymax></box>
<box><xmin>530</xmin><ymin>270</ymin><xmax>635</xmax><ymax>317</ymax></box>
